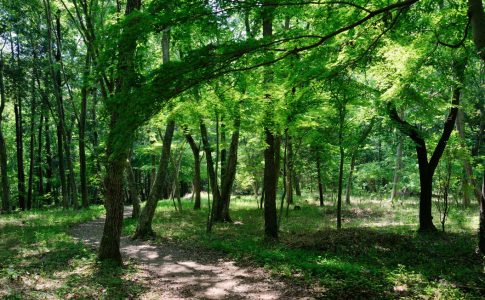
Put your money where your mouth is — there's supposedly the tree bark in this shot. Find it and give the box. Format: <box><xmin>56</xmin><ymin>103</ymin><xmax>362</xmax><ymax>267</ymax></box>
<box><xmin>185</xmin><ymin>133</ymin><xmax>201</xmax><ymax>210</ymax></box>
<box><xmin>345</xmin><ymin>154</ymin><xmax>355</xmax><ymax>205</ymax></box>
<box><xmin>0</xmin><ymin>54</ymin><xmax>10</xmax><ymax>212</ymax></box>
<box><xmin>262</xmin><ymin>0</ymin><xmax>278</xmax><ymax>240</ymax></box>
<box><xmin>79</xmin><ymin>53</ymin><xmax>90</xmax><ymax>208</ymax></box>
<box><xmin>98</xmin><ymin>0</ymin><xmax>141</xmax><ymax>263</ymax></box>
<box><xmin>200</xmin><ymin>120</ymin><xmax>221</xmax><ymax>232</ymax></box>
<box><xmin>388</xmin><ymin>62</ymin><xmax>463</xmax><ymax>232</ymax></box>
<box><xmin>285</xmin><ymin>135</ymin><xmax>293</xmax><ymax>205</ymax></box>
<box><xmin>127</xmin><ymin>153</ymin><xmax>140</xmax><ymax>218</ymax></box>
<box><xmin>468</xmin><ymin>0</ymin><xmax>485</xmax><ymax>61</ymax></box>
<box><xmin>134</xmin><ymin>119</ymin><xmax>175</xmax><ymax>238</ymax></box>
<box><xmin>456</xmin><ymin>108</ymin><xmax>481</xmax><ymax>205</ymax></box>
<box><xmin>27</xmin><ymin>72</ymin><xmax>36</xmax><ymax>210</ymax></box>
<box><xmin>219</xmin><ymin>114</ymin><xmax>240</xmax><ymax>222</ymax></box>
<box><xmin>479</xmin><ymin>169</ymin><xmax>485</xmax><ymax>254</ymax></box>
<box><xmin>390</xmin><ymin>136</ymin><xmax>403</xmax><ymax>202</ymax></box>
<box><xmin>316</xmin><ymin>154</ymin><xmax>324</xmax><ymax>207</ymax></box>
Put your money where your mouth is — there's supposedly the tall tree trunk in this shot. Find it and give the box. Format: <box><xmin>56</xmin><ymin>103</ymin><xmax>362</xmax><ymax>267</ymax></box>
<box><xmin>468</xmin><ymin>0</ymin><xmax>485</xmax><ymax>61</ymax></box>
<box><xmin>479</xmin><ymin>170</ymin><xmax>485</xmax><ymax>254</ymax></box>
<box><xmin>44</xmin><ymin>114</ymin><xmax>53</xmax><ymax>196</ymax></box>
<box><xmin>390</xmin><ymin>136</ymin><xmax>403</xmax><ymax>202</ymax></box>
<box><xmin>37</xmin><ymin>114</ymin><xmax>44</xmax><ymax>198</ymax></box>
<box><xmin>200</xmin><ymin>120</ymin><xmax>221</xmax><ymax>232</ymax></box>
<box><xmin>79</xmin><ymin>54</ymin><xmax>90</xmax><ymax>208</ymax></box>
<box><xmin>27</xmin><ymin>74</ymin><xmax>36</xmax><ymax>210</ymax></box>
<box><xmin>285</xmin><ymin>135</ymin><xmax>293</xmax><ymax>205</ymax></box>
<box><xmin>219</xmin><ymin>114</ymin><xmax>240</xmax><ymax>222</ymax></box>
<box><xmin>345</xmin><ymin>153</ymin><xmax>355</xmax><ymax>205</ymax></box>
<box><xmin>185</xmin><ymin>133</ymin><xmax>201</xmax><ymax>210</ymax></box>
<box><xmin>262</xmin><ymin>0</ymin><xmax>278</xmax><ymax>240</ymax></box>
<box><xmin>98</xmin><ymin>0</ymin><xmax>142</xmax><ymax>264</ymax></box>
<box><xmin>56</xmin><ymin>125</ymin><xmax>68</xmax><ymax>208</ymax></box>
<box><xmin>456</xmin><ymin>108</ymin><xmax>481</xmax><ymax>205</ymax></box>
<box><xmin>294</xmin><ymin>173</ymin><xmax>302</xmax><ymax>196</ymax></box>
<box><xmin>336</xmin><ymin>106</ymin><xmax>345</xmax><ymax>229</ymax></box>
<box><xmin>337</xmin><ymin>146</ymin><xmax>344</xmax><ymax>229</ymax></box>
<box><xmin>14</xmin><ymin>92</ymin><xmax>25</xmax><ymax>210</ymax></box>
<box><xmin>0</xmin><ymin>54</ymin><xmax>10</xmax><ymax>212</ymax></box>
<box><xmin>127</xmin><ymin>153</ymin><xmax>140</xmax><ymax>218</ymax></box>
<box><xmin>134</xmin><ymin>120</ymin><xmax>175</xmax><ymax>238</ymax></box>
<box><xmin>134</xmin><ymin>26</ymin><xmax>173</xmax><ymax>238</ymax></box>
<box><xmin>316</xmin><ymin>154</ymin><xmax>324</xmax><ymax>207</ymax></box>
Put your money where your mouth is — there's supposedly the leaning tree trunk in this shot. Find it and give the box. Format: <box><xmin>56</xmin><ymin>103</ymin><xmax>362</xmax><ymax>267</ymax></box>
<box><xmin>134</xmin><ymin>119</ymin><xmax>175</xmax><ymax>238</ymax></box>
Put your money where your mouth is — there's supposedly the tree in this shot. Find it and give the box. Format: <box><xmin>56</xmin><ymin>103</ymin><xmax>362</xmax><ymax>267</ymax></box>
<box><xmin>388</xmin><ymin>59</ymin><xmax>465</xmax><ymax>232</ymax></box>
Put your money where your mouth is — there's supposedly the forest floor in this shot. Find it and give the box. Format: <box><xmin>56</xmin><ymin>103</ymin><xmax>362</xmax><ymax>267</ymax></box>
<box><xmin>1</xmin><ymin>194</ymin><xmax>484</xmax><ymax>299</ymax></box>
<box><xmin>69</xmin><ymin>206</ymin><xmax>310</xmax><ymax>299</ymax></box>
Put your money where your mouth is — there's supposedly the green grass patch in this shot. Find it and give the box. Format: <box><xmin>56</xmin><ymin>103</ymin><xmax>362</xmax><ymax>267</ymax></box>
<box><xmin>0</xmin><ymin>206</ymin><xmax>142</xmax><ymax>299</ymax></box>
<box><xmin>128</xmin><ymin>194</ymin><xmax>484</xmax><ymax>299</ymax></box>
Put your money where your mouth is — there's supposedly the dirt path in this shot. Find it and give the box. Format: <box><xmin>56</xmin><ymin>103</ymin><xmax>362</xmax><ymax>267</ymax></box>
<box><xmin>70</xmin><ymin>207</ymin><xmax>313</xmax><ymax>299</ymax></box>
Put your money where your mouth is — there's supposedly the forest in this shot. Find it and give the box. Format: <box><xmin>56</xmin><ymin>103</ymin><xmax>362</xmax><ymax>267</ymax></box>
<box><xmin>0</xmin><ymin>0</ymin><xmax>484</xmax><ymax>299</ymax></box>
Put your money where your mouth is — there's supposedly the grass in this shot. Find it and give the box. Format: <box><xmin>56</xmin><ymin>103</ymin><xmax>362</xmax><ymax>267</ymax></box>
<box><xmin>123</xmin><ymin>193</ymin><xmax>484</xmax><ymax>299</ymax></box>
<box><xmin>1</xmin><ymin>194</ymin><xmax>483</xmax><ymax>299</ymax></box>
<box><xmin>0</xmin><ymin>205</ymin><xmax>143</xmax><ymax>299</ymax></box>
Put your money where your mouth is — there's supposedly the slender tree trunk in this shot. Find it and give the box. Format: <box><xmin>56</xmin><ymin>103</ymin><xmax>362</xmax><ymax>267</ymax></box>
<box><xmin>134</xmin><ymin>120</ymin><xmax>175</xmax><ymax>238</ymax></box>
<box><xmin>316</xmin><ymin>154</ymin><xmax>324</xmax><ymax>207</ymax></box>
<box><xmin>200</xmin><ymin>120</ymin><xmax>221</xmax><ymax>232</ymax></box>
<box><xmin>337</xmin><ymin>145</ymin><xmax>344</xmax><ymax>229</ymax></box>
<box><xmin>219</xmin><ymin>115</ymin><xmax>240</xmax><ymax>222</ymax></box>
<box><xmin>14</xmin><ymin>94</ymin><xmax>26</xmax><ymax>211</ymax></box>
<box><xmin>336</xmin><ymin>105</ymin><xmax>345</xmax><ymax>230</ymax></box>
<box><xmin>262</xmin><ymin>0</ymin><xmax>278</xmax><ymax>240</ymax></box>
<box><xmin>345</xmin><ymin>154</ymin><xmax>356</xmax><ymax>205</ymax></box>
<box><xmin>185</xmin><ymin>133</ymin><xmax>201</xmax><ymax>210</ymax></box>
<box><xmin>0</xmin><ymin>55</ymin><xmax>9</xmax><ymax>212</ymax></box>
<box><xmin>390</xmin><ymin>137</ymin><xmax>403</xmax><ymax>202</ymax></box>
<box><xmin>37</xmin><ymin>114</ymin><xmax>44</xmax><ymax>198</ymax></box>
<box><xmin>294</xmin><ymin>173</ymin><xmax>302</xmax><ymax>196</ymax></box>
<box><xmin>127</xmin><ymin>154</ymin><xmax>140</xmax><ymax>218</ymax></box>
<box><xmin>45</xmin><ymin>114</ymin><xmax>53</xmax><ymax>196</ymax></box>
<box><xmin>79</xmin><ymin>54</ymin><xmax>90</xmax><ymax>208</ymax></box>
<box><xmin>285</xmin><ymin>135</ymin><xmax>293</xmax><ymax>205</ymax></box>
<box><xmin>456</xmin><ymin>108</ymin><xmax>480</xmax><ymax>205</ymax></box>
<box><xmin>479</xmin><ymin>170</ymin><xmax>485</xmax><ymax>254</ymax></box>
<box><xmin>56</xmin><ymin>125</ymin><xmax>68</xmax><ymax>208</ymax></box>
<box><xmin>27</xmin><ymin>75</ymin><xmax>36</xmax><ymax>210</ymax></box>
